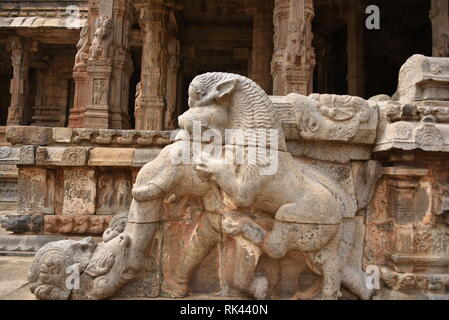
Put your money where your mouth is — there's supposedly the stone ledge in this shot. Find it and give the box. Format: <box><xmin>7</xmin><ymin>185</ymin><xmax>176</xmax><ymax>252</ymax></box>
<box><xmin>7</xmin><ymin>126</ymin><xmax>173</xmax><ymax>148</ymax></box>
<box><xmin>133</xmin><ymin>148</ymin><xmax>162</xmax><ymax>167</ymax></box>
<box><xmin>0</xmin><ymin>214</ymin><xmax>43</xmax><ymax>234</ymax></box>
<box><xmin>88</xmin><ymin>147</ymin><xmax>135</xmax><ymax>166</ymax></box>
<box><xmin>6</xmin><ymin>126</ymin><xmax>53</xmax><ymax>146</ymax></box>
<box><xmin>44</xmin><ymin>215</ymin><xmax>111</xmax><ymax>235</ymax></box>
<box><xmin>374</xmin><ymin>121</ymin><xmax>449</xmax><ymax>153</ymax></box>
<box><xmin>0</xmin><ymin>234</ymin><xmax>102</xmax><ymax>253</ymax></box>
<box><xmin>0</xmin><ymin>145</ymin><xmax>35</xmax><ymax>165</ymax></box>
<box><xmin>36</xmin><ymin>146</ymin><xmax>90</xmax><ymax>166</ymax></box>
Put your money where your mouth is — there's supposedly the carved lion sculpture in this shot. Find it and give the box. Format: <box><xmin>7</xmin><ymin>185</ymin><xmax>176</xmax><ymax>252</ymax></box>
<box><xmin>180</xmin><ymin>72</ymin><xmax>374</xmax><ymax>299</ymax></box>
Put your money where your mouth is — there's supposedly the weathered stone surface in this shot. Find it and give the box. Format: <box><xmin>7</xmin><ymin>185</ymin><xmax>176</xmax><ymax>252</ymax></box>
<box><xmin>44</xmin><ymin>215</ymin><xmax>111</xmax><ymax>235</ymax></box>
<box><xmin>287</xmin><ymin>141</ymin><xmax>372</xmax><ymax>163</ymax></box>
<box><xmin>0</xmin><ymin>145</ymin><xmax>35</xmax><ymax>165</ymax></box>
<box><xmin>375</xmin><ymin>119</ymin><xmax>449</xmax><ymax>152</ymax></box>
<box><xmin>132</xmin><ymin>148</ymin><xmax>162</xmax><ymax>167</ymax></box>
<box><xmin>17</xmin><ymin>167</ymin><xmax>53</xmax><ymax>214</ymax></box>
<box><xmin>0</xmin><ymin>234</ymin><xmax>67</xmax><ymax>252</ymax></box>
<box><xmin>6</xmin><ymin>126</ymin><xmax>53</xmax><ymax>145</ymax></box>
<box><xmin>286</xmin><ymin>93</ymin><xmax>378</xmax><ymax>144</ymax></box>
<box><xmin>397</xmin><ymin>54</ymin><xmax>449</xmax><ymax>103</ymax></box>
<box><xmin>52</xmin><ymin>128</ymin><xmax>73</xmax><ymax>143</ymax></box>
<box><xmin>36</xmin><ymin>147</ymin><xmax>90</xmax><ymax>166</ymax></box>
<box><xmin>88</xmin><ymin>148</ymin><xmax>135</xmax><ymax>166</ymax></box>
<box><xmin>63</xmin><ymin>168</ymin><xmax>96</xmax><ymax>215</ymax></box>
<box><xmin>0</xmin><ymin>178</ymin><xmax>18</xmax><ymax>204</ymax></box>
<box><xmin>28</xmin><ymin>237</ymin><xmax>97</xmax><ymax>300</ymax></box>
<box><xmin>0</xmin><ymin>214</ymin><xmax>43</xmax><ymax>234</ymax></box>
<box><xmin>115</xmin><ymin>229</ymin><xmax>161</xmax><ymax>298</ymax></box>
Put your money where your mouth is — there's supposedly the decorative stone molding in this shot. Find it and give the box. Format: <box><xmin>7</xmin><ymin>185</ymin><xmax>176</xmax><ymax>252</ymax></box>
<box><xmin>44</xmin><ymin>215</ymin><xmax>111</xmax><ymax>235</ymax></box>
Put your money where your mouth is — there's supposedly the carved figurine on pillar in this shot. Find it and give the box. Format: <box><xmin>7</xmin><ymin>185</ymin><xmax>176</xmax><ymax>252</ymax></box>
<box><xmin>74</xmin><ymin>24</ymin><xmax>90</xmax><ymax>71</ymax></box>
<box><xmin>84</xmin><ymin>15</ymin><xmax>114</xmax><ymax>129</ymax></box>
<box><xmin>134</xmin><ymin>82</ymin><xmax>143</xmax><ymax>129</ymax></box>
<box><xmin>70</xmin><ymin>23</ymin><xmax>91</xmax><ymax>128</ymax></box>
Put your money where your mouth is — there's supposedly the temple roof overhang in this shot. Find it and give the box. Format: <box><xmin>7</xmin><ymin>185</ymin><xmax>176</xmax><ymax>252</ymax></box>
<box><xmin>0</xmin><ymin>16</ymin><xmax>86</xmax><ymax>29</ymax></box>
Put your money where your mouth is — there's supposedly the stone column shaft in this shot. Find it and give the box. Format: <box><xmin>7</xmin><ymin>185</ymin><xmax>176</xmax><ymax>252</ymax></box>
<box><xmin>251</xmin><ymin>12</ymin><xmax>273</xmax><ymax>94</ymax></box>
<box><xmin>165</xmin><ymin>34</ymin><xmax>180</xmax><ymax>130</ymax></box>
<box><xmin>430</xmin><ymin>0</ymin><xmax>449</xmax><ymax>57</ymax></box>
<box><xmin>346</xmin><ymin>10</ymin><xmax>365</xmax><ymax>97</ymax></box>
<box><xmin>7</xmin><ymin>37</ymin><xmax>30</xmax><ymax>126</ymax></box>
<box><xmin>137</xmin><ymin>1</ymin><xmax>169</xmax><ymax>131</ymax></box>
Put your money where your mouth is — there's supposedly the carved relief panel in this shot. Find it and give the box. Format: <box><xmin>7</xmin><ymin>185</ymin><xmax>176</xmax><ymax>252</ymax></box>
<box><xmin>63</xmin><ymin>168</ymin><xmax>96</xmax><ymax>215</ymax></box>
<box><xmin>18</xmin><ymin>167</ymin><xmax>54</xmax><ymax>215</ymax></box>
<box><xmin>96</xmin><ymin>169</ymin><xmax>133</xmax><ymax>214</ymax></box>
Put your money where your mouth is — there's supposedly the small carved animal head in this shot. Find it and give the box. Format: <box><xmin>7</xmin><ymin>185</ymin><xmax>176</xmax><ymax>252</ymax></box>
<box><xmin>28</xmin><ymin>238</ymin><xmax>97</xmax><ymax>300</ymax></box>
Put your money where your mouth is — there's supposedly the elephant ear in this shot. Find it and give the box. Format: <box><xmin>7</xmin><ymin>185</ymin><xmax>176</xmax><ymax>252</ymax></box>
<box><xmin>214</xmin><ymin>78</ymin><xmax>238</xmax><ymax>104</ymax></box>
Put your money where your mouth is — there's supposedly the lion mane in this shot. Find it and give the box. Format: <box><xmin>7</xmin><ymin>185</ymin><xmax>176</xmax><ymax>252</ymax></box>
<box><xmin>189</xmin><ymin>72</ymin><xmax>287</xmax><ymax>151</ymax></box>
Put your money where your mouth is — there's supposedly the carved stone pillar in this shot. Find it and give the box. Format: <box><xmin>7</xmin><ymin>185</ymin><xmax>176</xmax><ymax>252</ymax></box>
<box><xmin>85</xmin><ymin>61</ymin><xmax>112</xmax><ymax>129</ymax></box>
<box><xmin>272</xmin><ymin>0</ymin><xmax>289</xmax><ymax>95</ymax></box>
<box><xmin>31</xmin><ymin>62</ymin><xmax>48</xmax><ymax>126</ymax></box>
<box><xmin>136</xmin><ymin>1</ymin><xmax>169</xmax><ymax>131</ymax></box>
<box><xmin>272</xmin><ymin>0</ymin><xmax>315</xmax><ymax>96</ymax></box>
<box><xmin>109</xmin><ymin>2</ymin><xmax>134</xmax><ymax>129</ymax></box>
<box><xmin>70</xmin><ymin>0</ymin><xmax>134</xmax><ymax>129</ymax></box>
<box><xmin>81</xmin><ymin>0</ymin><xmax>114</xmax><ymax>129</ymax></box>
<box><xmin>165</xmin><ymin>33</ymin><xmax>180</xmax><ymax>130</ymax></box>
<box><xmin>7</xmin><ymin>37</ymin><xmax>31</xmax><ymax>126</ymax></box>
<box><xmin>110</xmin><ymin>51</ymin><xmax>133</xmax><ymax>129</ymax></box>
<box><xmin>346</xmin><ymin>7</ymin><xmax>365</xmax><ymax>97</ymax></box>
<box><xmin>430</xmin><ymin>0</ymin><xmax>449</xmax><ymax>57</ymax></box>
<box><xmin>250</xmin><ymin>11</ymin><xmax>273</xmax><ymax>94</ymax></box>
<box><xmin>384</xmin><ymin>166</ymin><xmax>429</xmax><ymax>272</ymax></box>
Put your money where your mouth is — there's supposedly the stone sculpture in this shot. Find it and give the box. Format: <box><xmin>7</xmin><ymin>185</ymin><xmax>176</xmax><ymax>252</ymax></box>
<box><xmin>74</xmin><ymin>24</ymin><xmax>90</xmax><ymax>71</ymax></box>
<box><xmin>28</xmin><ymin>72</ymin><xmax>381</xmax><ymax>300</ymax></box>
<box><xmin>89</xmin><ymin>16</ymin><xmax>113</xmax><ymax>60</ymax></box>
